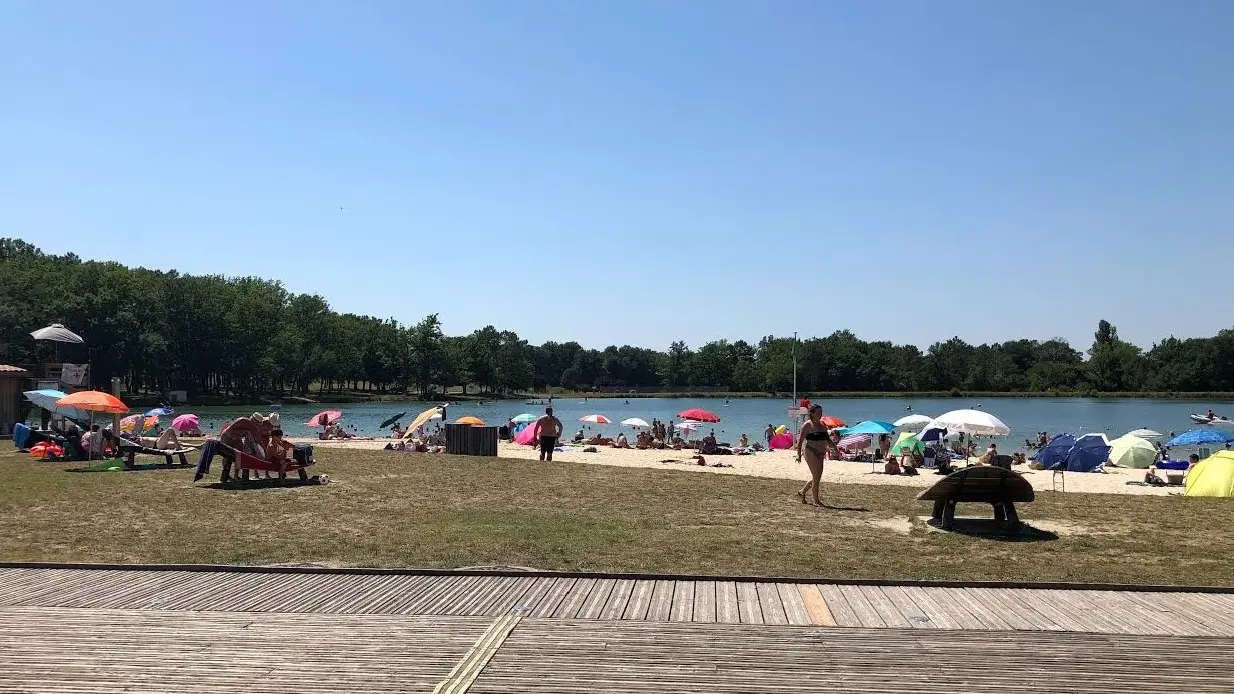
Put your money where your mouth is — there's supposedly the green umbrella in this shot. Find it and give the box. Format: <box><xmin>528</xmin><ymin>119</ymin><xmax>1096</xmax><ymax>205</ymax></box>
<box><xmin>379</xmin><ymin>412</ymin><xmax>407</xmax><ymax>429</ymax></box>
<box><xmin>511</xmin><ymin>413</ymin><xmax>538</xmax><ymax>424</ymax></box>
<box><xmin>890</xmin><ymin>432</ymin><xmax>923</xmax><ymax>456</ymax></box>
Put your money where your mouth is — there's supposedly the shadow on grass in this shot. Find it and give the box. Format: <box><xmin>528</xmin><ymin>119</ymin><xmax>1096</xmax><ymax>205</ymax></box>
<box><xmin>66</xmin><ymin>461</ymin><xmax>191</xmax><ymax>473</ymax></box>
<box><xmin>820</xmin><ymin>502</ymin><xmax>872</xmax><ymax>512</ymax></box>
<box><xmin>925</xmin><ymin>517</ymin><xmax>1059</xmax><ymax>542</ymax></box>
<box><xmin>201</xmin><ymin>475</ymin><xmax>329</xmax><ymax>491</ymax></box>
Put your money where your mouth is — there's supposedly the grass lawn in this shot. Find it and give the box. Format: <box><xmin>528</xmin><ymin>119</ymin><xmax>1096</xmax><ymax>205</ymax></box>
<box><xmin>0</xmin><ymin>447</ymin><xmax>1230</xmax><ymax>586</ymax></box>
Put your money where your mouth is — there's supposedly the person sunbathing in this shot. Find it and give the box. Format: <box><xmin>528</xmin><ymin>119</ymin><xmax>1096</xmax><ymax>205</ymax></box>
<box><xmin>614</xmin><ymin>433</ymin><xmax>630</xmax><ymax>449</ymax></box>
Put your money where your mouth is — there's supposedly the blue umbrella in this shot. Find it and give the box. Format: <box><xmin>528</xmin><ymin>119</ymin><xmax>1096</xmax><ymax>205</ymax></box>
<box><xmin>1033</xmin><ymin>433</ymin><xmax>1076</xmax><ymax>468</ymax></box>
<box><xmin>145</xmin><ymin>407</ymin><xmax>174</xmax><ymax>417</ymax></box>
<box><xmin>23</xmin><ymin>389</ymin><xmax>88</xmax><ymax>420</ymax></box>
<box><xmin>918</xmin><ymin>426</ymin><xmax>950</xmax><ymax>442</ymax></box>
<box><xmin>840</xmin><ymin>420</ymin><xmax>897</xmax><ymax>436</ymax></box>
<box><xmin>1062</xmin><ymin>433</ymin><xmax>1112</xmax><ymax>472</ymax></box>
<box><xmin>1167</xmin><ymin>429</ymin><xmax>1234</xmax><ymax>447</ymax></box>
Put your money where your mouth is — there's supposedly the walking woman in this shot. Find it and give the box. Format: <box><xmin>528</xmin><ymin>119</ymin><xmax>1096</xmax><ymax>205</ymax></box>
<box><xmin>797</xmin><ymin>404</ymin><xmax>841</xmax><ymax>505</ymax></box>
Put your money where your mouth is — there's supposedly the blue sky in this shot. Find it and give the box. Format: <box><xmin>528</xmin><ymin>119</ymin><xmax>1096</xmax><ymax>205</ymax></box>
<box><xmin>3</xmin><ymin>0</ymin><xmax>1232</xmax><ymax>352</ymax></box>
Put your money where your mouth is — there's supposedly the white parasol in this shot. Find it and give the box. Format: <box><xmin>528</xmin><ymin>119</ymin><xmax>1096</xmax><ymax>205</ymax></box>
<box><xmin>923</xmin><ymin>409</ymin><xmax>1010</xmax><ymax>437</ymax></box>
<box><xmin>30</xmin><ymin>324</ymin><xmax>84</xmax><ymax>344</ymax></box>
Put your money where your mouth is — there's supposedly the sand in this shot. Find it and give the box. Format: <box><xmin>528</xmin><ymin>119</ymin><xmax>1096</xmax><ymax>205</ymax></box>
<box><xmin>295</xmin><ymin>437</ymin><xmax>1179</xmax><ymax>497</ymax></box>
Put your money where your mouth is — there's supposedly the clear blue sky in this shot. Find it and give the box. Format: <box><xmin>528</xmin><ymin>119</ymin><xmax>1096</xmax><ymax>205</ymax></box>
<box><xmin>4</xmin><ymin>0</ymin><xmax>1232</xmax><ymax>352</ymax></box>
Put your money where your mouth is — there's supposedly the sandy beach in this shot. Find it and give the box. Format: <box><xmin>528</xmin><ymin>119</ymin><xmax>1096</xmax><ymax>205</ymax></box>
<box><xmin>294</xmin><ymin>437</ymin><xmax>1179</xmax><ymax>497</ymax></box>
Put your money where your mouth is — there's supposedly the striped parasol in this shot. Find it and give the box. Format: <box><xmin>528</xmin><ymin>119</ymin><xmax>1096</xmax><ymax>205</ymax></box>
<box><xmin>837</xmin><ymin>433</ymin><xmax>873</xmax><ymax>450</ymax></box>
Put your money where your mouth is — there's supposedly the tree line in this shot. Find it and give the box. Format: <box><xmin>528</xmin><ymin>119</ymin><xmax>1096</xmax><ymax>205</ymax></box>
<box><xmin>3</xmin><ymin>238</ymin><xmax>1234</xmax><ymax>398</ymax></box>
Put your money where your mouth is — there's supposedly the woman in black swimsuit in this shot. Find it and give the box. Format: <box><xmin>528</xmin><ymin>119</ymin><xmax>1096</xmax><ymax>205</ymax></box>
<box><xmin>797</xmin><ymin>404</ymin><xmax>841</xmax><ymax>504</ymax></box>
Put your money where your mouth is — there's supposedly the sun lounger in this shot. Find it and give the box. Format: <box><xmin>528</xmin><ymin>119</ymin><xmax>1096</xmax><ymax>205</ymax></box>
<box><xmin>233</xmin><ymin>445</ymin><xmax>316</xmax><ymax>482</ymax></box>
<box><xmin>917</xmin><ymin>465</ymin><xmax>1035</xmax><ymax>530</ymax></box>
<box><xmin>115</xmin><ymin>440</ymin><xmax>194</xmax><ymax>470</ymax></box>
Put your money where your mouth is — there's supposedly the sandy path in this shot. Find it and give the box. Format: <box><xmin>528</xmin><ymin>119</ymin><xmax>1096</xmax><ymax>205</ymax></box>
<box><xmin>293</xmin><ymin>437</ymin><xmax>1176</xmax><ymax>497</ymax></box>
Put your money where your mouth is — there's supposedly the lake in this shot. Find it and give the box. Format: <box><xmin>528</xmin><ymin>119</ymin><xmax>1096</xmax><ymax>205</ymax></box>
<box><xmin>161</xmin><ymin>397</ymin><xmax>1231</xmax><ymax>448</ymax></box>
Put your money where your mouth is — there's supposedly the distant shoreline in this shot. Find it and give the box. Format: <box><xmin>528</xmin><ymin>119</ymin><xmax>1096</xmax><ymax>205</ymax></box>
<box><xmin>118</xmin><ymin>390</ymin><xmax>1234</xmax><ymax>408</ymax></box>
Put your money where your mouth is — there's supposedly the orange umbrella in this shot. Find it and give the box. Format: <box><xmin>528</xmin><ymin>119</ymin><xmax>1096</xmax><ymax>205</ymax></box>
<box><xmin>55</xmin><ymin>390</ymin><xmax>128</xmax><ymax>414</ymax></box>
<box><xmin>455</xmin><ymin>416</ymin><xmax>485</xmax><ymax>426</ymax></box>
<box><xmin>821</xmin><ymin>415</ymin><xmax>845</xmax><ymax>428</ymax></box>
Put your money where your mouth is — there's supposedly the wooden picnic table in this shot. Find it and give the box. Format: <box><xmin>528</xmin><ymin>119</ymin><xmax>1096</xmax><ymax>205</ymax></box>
<box><xmin>917</xmin><ymin>465</ymin><xmax>1034</xmax><ymax>530</ymax></box>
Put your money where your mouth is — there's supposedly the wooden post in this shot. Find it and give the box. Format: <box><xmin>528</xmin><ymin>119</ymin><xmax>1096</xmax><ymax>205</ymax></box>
<box><xmin>111</xmin><ymin>377</ymin><xmax>122</xmax><ymax>434</ymax></box>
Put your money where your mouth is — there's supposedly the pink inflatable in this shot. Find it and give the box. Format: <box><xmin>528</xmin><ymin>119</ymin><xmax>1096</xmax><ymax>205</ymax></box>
<box><xmin>514</xmin><ymin>424</ymin><xmax>538</xmax><ymax>445</ymax></box>
<box><xmin>769</xmin><ymin>433</ymin><xmax>794</xmax><ymax>450</ymax></box>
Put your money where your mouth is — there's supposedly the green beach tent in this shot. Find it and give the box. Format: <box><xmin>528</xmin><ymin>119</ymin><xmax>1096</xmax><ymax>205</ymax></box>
<box><xmin>890</xmin><ymin>432</ymin><xmax>923</xmax><ymax>456</ymax></box>
<box><xmin>1108</xmin><ymin>434</ymin><xmax>1157</xmax><ymax>469</ymax></box>
<box><xmin>1185</xmin><ymin>450</ymin><xmax>1234</xmax><ymax>498</ymax></box>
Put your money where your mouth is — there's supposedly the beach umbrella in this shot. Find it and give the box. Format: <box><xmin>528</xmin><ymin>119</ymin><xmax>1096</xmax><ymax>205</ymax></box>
<box><xmin>1185</xmin><ymin>450</ymin><xmax>1234</xmax><ymax>498</ymax></box>
<box><xmin>1033</xmin><ymin>434</ymin><xmax>1076</xmax><ymax>468</ymax></box>
<box><xmin>171</xmin><ymin>414</ymin><xmax>200</xmax><ymax>432</ymax></box>
<box><xmin>917</xmin><ymin>426</ymin><xmax>951</xmax><ymax>443</ymax></box>
<box><xmin>306</xmin><ymin>410</ymin><xmax>343</xmax><ymax>427</ymax></box>
<box><xmin>455</xmin><ymin>416</ymin><xmax>485</xmax><ymax>426</ymax></box>
<box><xmin>890</xmin><ymin>432</ymin><xmax>923</xmax><ymax>456</ymax></box>
<box><xmin>677</xmin><ymin>408</ymin><xmax>720</xmax><ymax>423</ymax></box>
<box><xmin>1125</xmin><ymin>428</ymin><xmax>1162</xmax><ymax>439</ymax></box>
<box><xmin>1062</xmin><ymin>433</ymin><xmax>1112</xmax><ymax>472</ymax></box>
<box><xmin>893</xmin><ymin>414</ymin><xmax>933</xmax><ymax>428</ymax></box>
<box><xmin>145</xmin><ymin>407</ymin><xmax>174</xmax><ymax>417</ymax></box>
<box><xmin>837</xmin><ymin>433</ymin><xmax>873</xmax><ymax>450</ymax></box>
<box><xmin>1166</xmin><ymin>429</ymin><xmax>1234</xmax><ymax>447</ymax></box>
<box><xmin>840</xmin><ymin>420</ymin><xmax>896</xmax><ymax>436</ymax></box>
<box><xmin>1108</xmin><ymin>435</ymin><xmax>1158</xmax><ymax>469</ymax></box>
<box><xmin>621</xmin><ymin>417</ymin><xmax>650</xmax><ymax>428</ymax></box>
<box><xmin>924</xmin><ymin>409</ymin><xmax>1010</xmax><ymax>437</ymax></box>
<box><xmin>23</xmin><ymin>388</ymin><xmax>88</xmax><ymax>420</ymax></box>
<box><xmin>402</xmin><ymin>407</ymin><xmax>444</xmax><ymax>439</ymax></box>
<box><xmin>30</xmin><ymin>323</ymin><xmax>84</xmax><ymax>344</ymax></box>
<box><xmin>379</xmin><ymin>412</ymin><xmax>407</xmax><ymax>429</ymax></box>
<box><xmin>511</xmin><ymin>413</ymin><xmax>538</xmax><ymax>424</ymax></box>
<box><xmin>580</xmin><ymin>414</ymin><xmax>611</xmax><ymax>424</ymax></box>
<box><xmin>55</xmin><ymin>390</ymin><xmax>127</xmax><ymax>414</ymax></box>
<box><xmin>120</xmin><ymin>414</ymin><xmax>159</xmax><ymax>433</ymax></box>
<box><xmin>819</xmin><ymin>415</ymin><xmax>845</xmax><ymax>428</ymax></box>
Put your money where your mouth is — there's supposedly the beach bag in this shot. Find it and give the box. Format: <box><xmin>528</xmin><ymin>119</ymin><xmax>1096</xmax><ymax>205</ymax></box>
<box><xmin>292</xmin><ymin>444</ymin><xmax>314</xmax><ymax>466</ymax></box>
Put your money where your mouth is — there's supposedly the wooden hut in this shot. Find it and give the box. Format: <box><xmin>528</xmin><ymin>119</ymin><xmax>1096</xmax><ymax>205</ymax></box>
<box><xmin>0</xmin><ymin>365</ymin><xmax>32</xmax><ymax>439</ymax></box>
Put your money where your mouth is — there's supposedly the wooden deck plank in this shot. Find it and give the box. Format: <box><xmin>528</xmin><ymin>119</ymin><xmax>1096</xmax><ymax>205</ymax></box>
<box><xmin>575</xmin><ymin>578</ymin><xmax>616</xmax><ymax>620</ymax></box>
<box><xmin>1042</xmin><ymin>588</ymin><xmax>1135</xmax><ymax>634</ymax></box>
<box><xmin>858</xmin><ymin>585</ymin><xmax>913</xmax><ymax>628</ymax></box>
<box><xmin>1090</xmin><ymin>590</ymin><xmax>1209</xmax><ymax>637</ymax></box>
<box><xmin>1120</xmin><ymin>591</ymin><xmax>1232</xmax><ymax>636</ymax></box>
<box><xmin>879</xmin><ymin>585</ymin><xmax>936</xmax><ymax>629</ymax></box>
<box><xmin>919</xmin><ymin>587</ymin><xmax>986</xmax><ymax>630</ymax></box>
<box><xmin>895</xmin><ymin>587</ymin><xmax>963</xmax><ymax>630</ymax></box>
<box><xmin>495</xmin><ymin>576</ymin><xmax>550</xmax><ymax>616</ymax></box>
<box><xmin>598</xmin><ymin>579</ymin><xmax>636</xmax><ymax>621</ymax></box>
<box><xmin>621</xmin><ymin>580</ymin><xmax>656</xmax><ymax>621</ymax></box>
<box><xmin>1180</xmin><ymin>593</ymin><xmax>1234</xmax><ymax>630</ymax></box>
<box><xmin>549</xmin><ymin>578</ymin><xmax>594</xmax><ymax>619</ymax></box>
<box><xmin>716</xmin><ymin>581</ymin><xmax>741</xmax><ymax>624</ymax></box>
<box><xmin>795</xmin><ymin>585</ymin><xmax>836</xmax><ymax>627</ymax></box>
<box><xmin>669</xmin><ymin>580</ymin><xmax>695</xmax><ymax>622</ymax></box>
<box><xmin>469</xmin><ymin>576</ymin><xmax>528</xmax><ymax>616</ymax></box>
<box><xmin>1004</xmin><ymin>589</ymin><xmax>1088</xmax><ymax>631</ymax></box>
<box><xmin>776</xmin><ymin>584</ymin><xmax>811</xmax><ymax>626</ymax></box>
<box><xmin>0</xmin><ymin>605</ymin><xmax>491</xmax><ymax>694</ymax></box>
<box><xmin>837</xmin><ymin>584</ymin><xmax>886</xmax><ymax>628</ymax></box>
<box><xmin>692</xmin><ymin>580</ymin><xmax>717</xmax><ymax>623</ymax></box>
<box><xmin>942</xmin><ymin>588</ymin><xmax>1013</xmax><ymax>631</ymax></box>
<box><xmin>736</xmin><ymin>582</ymin><xmax>764</xmax><ymax>625</ymax></box>
<box><xmin>755</xmin><ymin>583</ymin><xmax>789</xmax><ymax>625</ymax></box>
<box><xmin>817</xmin><ymin>584</ymin><xmax>861</xmax><ymax>627</ymax></box>
<box><xmin>965</xmin><ymin>586</ymin><xmax>1055</xmax><ymax>631</ymax></box>
<box><xmin>645</xmin><ymin>580</ymin><xmax>674</xmax><ymax>622</ymax></box>
<box><xmin>468</xmin><ymin>617</ymin><xmax>1234</xmax><ymax>694</ymax></box>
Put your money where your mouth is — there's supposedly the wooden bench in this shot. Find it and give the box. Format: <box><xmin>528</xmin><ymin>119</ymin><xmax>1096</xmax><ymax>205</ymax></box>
<box><xmin>917</xmin><ymin>465</ymin><xmax>1035</xmax><ymax>530</ymax></box>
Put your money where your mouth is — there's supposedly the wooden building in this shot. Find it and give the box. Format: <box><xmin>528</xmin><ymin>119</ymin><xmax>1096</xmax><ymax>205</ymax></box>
<box><xmin>0</xmin><ymin>364</ymin><xmax>32</xmax><ymax>439</ymax></box>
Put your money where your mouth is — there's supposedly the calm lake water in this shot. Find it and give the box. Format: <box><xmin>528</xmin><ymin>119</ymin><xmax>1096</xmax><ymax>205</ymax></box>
<box><xmin>163</xmin><ymin>397</ymin><xmax>1230</xmax><ymax>450</ymax></box>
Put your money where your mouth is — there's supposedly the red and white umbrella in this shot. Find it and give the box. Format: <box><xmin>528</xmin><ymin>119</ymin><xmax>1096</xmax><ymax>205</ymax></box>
<box><xmin>579</xmin><ymin>414</ymin><xmax>611</xmax><ymax>424</ymax></box>
<box><xmin>677</xmin><ymin>408</ymin><xmax>720</xmax><ymax>423</ymax></box>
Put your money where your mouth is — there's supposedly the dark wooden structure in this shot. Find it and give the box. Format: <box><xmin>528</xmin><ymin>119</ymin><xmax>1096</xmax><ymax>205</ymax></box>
<box><xmin>0</xmin><ymin>364</ymin><xmax>31</xmax><ymax>439</ymax></box>
<box><xmin>446</xmin><ymin>423</ymin><xmax>499</xmax><ymax>456</ymax></box>
<box><xmin>917</xmin><ymin>465</ymin><xmax>1035</xmax><ymax>530</ymax></box>
<box><xmin>116</xmin><ymin>440</ymin><xmax>194</xmax><ymax>469</ymax></box>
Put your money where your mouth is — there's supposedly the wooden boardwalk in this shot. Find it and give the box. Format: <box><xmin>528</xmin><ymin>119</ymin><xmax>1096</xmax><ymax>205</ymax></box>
<box><xmin>2</xmin><ymin>567</ymin><xmax>1232</xmax><ymax>636</ymax></box>
<box><xmin>2</xmin><ymin>605</ymin><xmax>1232</xmax><ymax>694</ymax></box>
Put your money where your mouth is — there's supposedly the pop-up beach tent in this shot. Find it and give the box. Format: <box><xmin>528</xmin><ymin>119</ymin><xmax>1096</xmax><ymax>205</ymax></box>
<box><xmin>1185</xmin><ymin>450</ymin><xmax>1234</xmax><ymax>498</ymax></box>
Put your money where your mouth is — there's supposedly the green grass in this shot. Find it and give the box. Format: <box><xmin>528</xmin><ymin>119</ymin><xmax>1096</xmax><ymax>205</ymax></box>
<box><xmin>0</xmin><ymin>447</ymin><xmax>1230</xmax><ymax>586</ymax></box>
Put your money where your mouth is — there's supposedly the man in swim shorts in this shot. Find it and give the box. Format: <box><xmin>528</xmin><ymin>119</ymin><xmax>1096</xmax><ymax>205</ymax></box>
<box><xmin>533</xmin><ymin>407</ymin><xmax>563</xmax><ymax>462</ymax></box>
